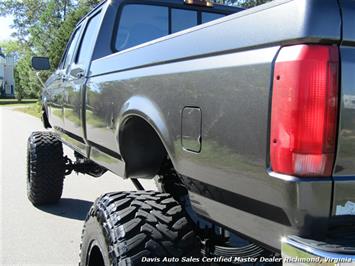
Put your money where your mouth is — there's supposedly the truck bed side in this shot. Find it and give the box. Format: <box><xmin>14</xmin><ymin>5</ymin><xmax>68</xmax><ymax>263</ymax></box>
<box><xmin>84</xmin><ymin>0</ymin><xmax>345</xmax><ymax>251</ymax></box>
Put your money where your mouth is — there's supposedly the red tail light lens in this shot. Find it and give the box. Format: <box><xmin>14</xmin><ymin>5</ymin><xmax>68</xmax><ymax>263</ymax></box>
<box><xmin>270</xmin><ymin>45</ymin><xmax>339</xmax><ymax>177</ymax></box>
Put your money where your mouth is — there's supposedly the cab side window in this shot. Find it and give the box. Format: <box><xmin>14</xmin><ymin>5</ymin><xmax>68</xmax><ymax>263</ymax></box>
<box><xmin>171</xmin><ymin>9</ymin><xmax>197</xmax><ymax>34</ymax></box>
<box><xmin>112</xmin><ymin>4</ymin><xmax>227</xmax><ymax>53</ymax></box>
<box><xmin>202</xmin><ymin>12</ymin><xmax>224</xmax><ymax>23</ymax></box>
<box><xmin>115</xmin><ymin>5</ymin><xmax>168</xmax><ymax>51</ymax></box>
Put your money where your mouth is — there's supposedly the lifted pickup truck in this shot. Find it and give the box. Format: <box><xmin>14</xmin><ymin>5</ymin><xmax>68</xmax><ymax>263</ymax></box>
<box><xmin>29</xmin><ymin>0</ymin><xmax>355</xmax><ymax>264</ymax></box>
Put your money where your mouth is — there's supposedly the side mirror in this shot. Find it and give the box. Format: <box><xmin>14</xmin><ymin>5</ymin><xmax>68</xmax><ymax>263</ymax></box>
<box><xmin>31</xmin><ymin>57</ymin><xmax>50</xmax><ymax>71</ymax></box>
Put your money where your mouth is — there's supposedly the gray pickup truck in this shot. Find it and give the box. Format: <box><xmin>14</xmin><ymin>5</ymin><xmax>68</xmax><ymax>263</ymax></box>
<box><xmin>29</xmin><ymin>0</ymin><xmax>355</xmax><ymax>264</ymax></box>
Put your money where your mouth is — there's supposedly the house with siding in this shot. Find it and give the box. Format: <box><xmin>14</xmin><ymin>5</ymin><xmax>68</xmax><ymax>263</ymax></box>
<box><xmin>0</xmin><ymin>48</ymin><xmax>15</xmax><ymax>98</ymax></box>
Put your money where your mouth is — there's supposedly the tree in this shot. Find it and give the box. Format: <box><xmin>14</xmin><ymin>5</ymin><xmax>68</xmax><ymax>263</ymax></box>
<box><xmin>0</xmin><ymin>1</ymin><xmax>46</xmax><ymax>45</ymax></box>
<box><xmin>0</xmin><ymin>0</ymin><xmax>74</xmax><ymax>46</ymax></box>
<box><xmin>48</xmin><ymin>0</ymin><xmax>100</xmax><ymax>69</ymax></box>
<box><xmin>0</xmin><ymin>40</ymin><xmax>21</xmax><ymax>56</ymax></box>
<box><xmin>0</xmin><ymin>1</ymin><xmax>75</xmax><ymax>99</ymax></box>
<box><xmin>0</xmin><ymin>0</ymin><xmax>99</xmax><ymax>99</ymax></box>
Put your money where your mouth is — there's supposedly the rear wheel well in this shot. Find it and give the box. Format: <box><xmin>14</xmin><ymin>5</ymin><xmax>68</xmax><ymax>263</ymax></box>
<box><xmin>119</xmin><ymin>116</ymin><xmax>167</xmax><ymax>178</ymax></box>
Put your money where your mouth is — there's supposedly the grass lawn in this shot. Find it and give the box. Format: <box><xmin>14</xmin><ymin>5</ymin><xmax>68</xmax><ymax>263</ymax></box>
<box><xmin>0</xmin><ymin>98</ymin><xmax>42</xmax><ymax>118</ymax></box>
<box><xmin>0</xmin><ymin>98</ymin><xmax>38</xmax><ymax>106</ymax></box>
<box><xmin>15</xmin><ymin>102</ymin><xmax>42</xmax><ymax>118</ymax></box>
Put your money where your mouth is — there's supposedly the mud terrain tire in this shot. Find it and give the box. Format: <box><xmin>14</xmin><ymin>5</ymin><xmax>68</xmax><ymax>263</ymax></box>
<box><xmin>27</xmin><ymin>131</ymin><xmax>65</xmax><ymax>205</ymax></box>
<box><xmin>80</xmin><ymin>191</ymin><xmax>201</xmax><ymax>266</ymax></box>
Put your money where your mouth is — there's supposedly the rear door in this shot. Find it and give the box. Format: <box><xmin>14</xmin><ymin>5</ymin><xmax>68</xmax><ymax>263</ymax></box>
<box><xmin>62</xmin><ymin>10</ymin><xmax>103</xmax><ymax>154</ymax></box>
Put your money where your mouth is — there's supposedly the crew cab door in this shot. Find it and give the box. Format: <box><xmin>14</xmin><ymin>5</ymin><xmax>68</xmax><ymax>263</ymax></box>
<box><xmin>62</xmin><ymin>10</ymin><xmax>103</xmax><ymax>154</ymax></box>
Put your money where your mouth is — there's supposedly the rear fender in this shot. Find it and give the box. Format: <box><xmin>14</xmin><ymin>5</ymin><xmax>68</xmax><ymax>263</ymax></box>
<box><xmin>116</xmin><ymin>96</ymin><xmax>175</xmax><ymax>177</ymax></box>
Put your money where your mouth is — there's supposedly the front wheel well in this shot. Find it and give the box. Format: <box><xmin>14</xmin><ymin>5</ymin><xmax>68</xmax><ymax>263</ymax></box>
<box><xmin>119</xmin><ymin>116</ymin><xmax>167</xmax><ymax>178</ymax></box>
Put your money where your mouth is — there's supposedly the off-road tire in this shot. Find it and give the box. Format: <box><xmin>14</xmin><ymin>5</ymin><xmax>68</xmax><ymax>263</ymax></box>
<box><xmin>27</xmin><ymin>131</ymin><xmax>65</xmax><ymax>205</ymax></box>
<box><xmin>80</xmin><ymin>191</ymin><xmax>201</xmax><ymax>266</ymax></box>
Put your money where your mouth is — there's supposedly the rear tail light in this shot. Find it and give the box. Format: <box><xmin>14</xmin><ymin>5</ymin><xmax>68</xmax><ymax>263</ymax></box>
<box><xmin>270</xmin><ymin>45</ymin><xmax>339</xmax><ymax>177</ymax></box>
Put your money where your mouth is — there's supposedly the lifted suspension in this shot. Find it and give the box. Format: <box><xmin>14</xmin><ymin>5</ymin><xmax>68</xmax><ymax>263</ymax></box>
<box><xmin>63</xmin><ymin>152</ymin><xmax>145</xmax><ymax>190</ymax></box>
<box><xmin>64</xmin><ymin>155</ymin><xmax>107</xmax><ymax>177</ymax></box>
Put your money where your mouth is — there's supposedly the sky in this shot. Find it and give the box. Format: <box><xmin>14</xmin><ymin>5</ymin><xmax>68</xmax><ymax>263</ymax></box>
<box><xmin>0</xmin><ymin>16</ymin><xmax>15</xmax><ymax>42</ymax></box>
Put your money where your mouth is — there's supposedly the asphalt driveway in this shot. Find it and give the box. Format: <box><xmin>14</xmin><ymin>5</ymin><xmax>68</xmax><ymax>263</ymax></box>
<box><xmin>0</xmin><ymin>107</ymin><xmax>155</xmax><ymax>265</ymax></box>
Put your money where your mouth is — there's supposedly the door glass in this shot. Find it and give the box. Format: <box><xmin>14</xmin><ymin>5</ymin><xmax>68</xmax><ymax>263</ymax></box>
<box><xmin>63</xmin><ymin>29</ymin><xmax>81</xmax><ymax>69</ymax></box>
<box><xmin>76</xmin><ymin>12</ymin><xmax>101</xmax><ymax>68</ymax></box>
<box><xmin>115</xmin><ymin>5</ymin><xmax>168</xmax><ymax>51</ymax></box>
<box><xmin>171</xmin><ymin>9</ymin><xmax>197</xmax><ymax>33</ymax></box>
